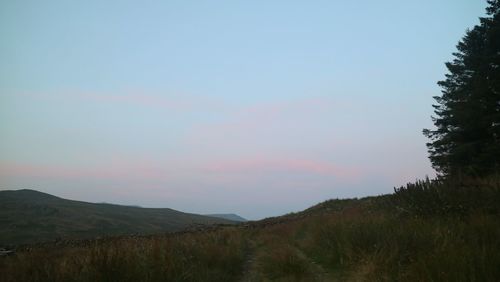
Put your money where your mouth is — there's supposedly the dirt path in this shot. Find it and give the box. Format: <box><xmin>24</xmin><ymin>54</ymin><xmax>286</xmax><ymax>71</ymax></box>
<box><xmin>290</xmin><ymin>245</ymin><xmax>339</xmax><ymax>282</ymax></box>
<box><xmin>239</xmin><ymin>239</ymin><xmax>263</xmax><ymax>282</ymax></box>
<box><xmin>239</xmin><ymin>236</ymin><xmax>339</xmax><ymax>282</ymax></box>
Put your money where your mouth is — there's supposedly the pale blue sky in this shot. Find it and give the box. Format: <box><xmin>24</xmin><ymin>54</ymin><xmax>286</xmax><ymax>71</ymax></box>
<box><xmin>0</xmin><ymin>0</ymin><xmax>488</xmax><ymax>219</ymax></box>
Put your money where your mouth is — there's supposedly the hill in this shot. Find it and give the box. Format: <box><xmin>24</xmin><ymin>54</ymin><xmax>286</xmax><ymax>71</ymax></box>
<box><xmin>205</xmin><ymin>213</ymin><xmax>247</xmax><ymax>222</ymax></box>
<box><xmin>0</xmin><ymin>189</ymin><xmax>234</xmax><ymax>246</ymax></box>
<box><xmin>1</xmin><ymin>177</ymin><xmax>499</xmax><ymax>281</ymax></box>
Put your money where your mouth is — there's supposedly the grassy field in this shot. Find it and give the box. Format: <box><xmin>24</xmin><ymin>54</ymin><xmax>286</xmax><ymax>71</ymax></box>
<box><xmin>1</xmin><ymin>176</ymin><xmax>499</xmax><ymax>281</ymax></box>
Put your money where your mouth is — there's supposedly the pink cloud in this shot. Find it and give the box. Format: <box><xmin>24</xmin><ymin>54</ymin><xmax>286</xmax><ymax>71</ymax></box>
<box><xmin>0</xmin><ymin>161</ymin><xmax>170</xmax><ymax>182</ymax></box>
<box><xmin>205</xmin><ymin>157</ymin><xmax>359</xmax><ymax>179</ymax></box>
<box><xmin>77</xmin><ymin>89</ymin><xmax>234</xmax><ymax>114</ymax></box>
<box><xmin>223</xmin><ymin>96</ymin><xmax>337</xmax><ymax>128</ymax></box>
<box><xmin>79</xmin><ymin>91</ymin><xmax>193</xmax><ymax>111</ymax></box>
<box><xmin>183</xmin><ymin>95</ymin><xmax>344</xmax><ymax>149</ymax></box>
<box><xmin>16</xmin><ymin>89</ymin><xmax>228</xmax><ymax>112</ymax></box>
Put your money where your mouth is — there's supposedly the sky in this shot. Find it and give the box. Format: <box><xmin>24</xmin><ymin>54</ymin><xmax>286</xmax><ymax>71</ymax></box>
<box><xmin>0</xmin><ymin>0</ymin><xmax>488</xmax><ymax>219</ymax></box>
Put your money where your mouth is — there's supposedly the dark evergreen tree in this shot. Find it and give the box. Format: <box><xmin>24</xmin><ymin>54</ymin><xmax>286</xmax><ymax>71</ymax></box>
<box><xmin>423</xmin><ymin>0</ymin><xmax>500</xmax><ymax>176</ymax></box>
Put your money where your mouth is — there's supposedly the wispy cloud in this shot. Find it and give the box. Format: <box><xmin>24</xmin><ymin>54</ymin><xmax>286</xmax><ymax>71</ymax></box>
<box><xmin>0</xmin><ymin>161</ymin><xmax>170</xmax><ymax>182</ymax></box>
<box><xmin>13</xmin><ymin>89</ymin><xmax>229</xmax><ymax>113</ymax></box>
<box><xmin>79</xmin><ymin>90</ymin><xmax>225</xmax><ymax>112</ymax></box>
<box><xmin>182</xmin><ymin>95</ymin><xmax>351</xmax><ymax>158</ymax></box>
<box><xmin>205</xmin><ymin>157</ymin><xmax>359</xmax><ymax>179</ymax></box>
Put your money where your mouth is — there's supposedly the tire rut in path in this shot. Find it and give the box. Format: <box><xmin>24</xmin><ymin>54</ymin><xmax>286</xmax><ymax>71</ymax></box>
<box><xmin>239</xmin><ymin>239</ymin><xmax>262</xmax><ymax>282</ymax></box>
<box><xmin>289</xmin><ymin>244</ymin><xmax>339</xmax><ymax>282</ymax></box>
<box><xmin>239</xmin><ymin>237</ymin><xmax>339</xmax><ymax>282</ymax></box>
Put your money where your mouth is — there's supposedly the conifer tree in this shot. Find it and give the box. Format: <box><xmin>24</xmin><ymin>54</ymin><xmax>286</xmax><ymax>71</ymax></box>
<box><xmin>423</xmin><ymin>0</ymin><xmax>500</xmax><ymax>176</ymax></box>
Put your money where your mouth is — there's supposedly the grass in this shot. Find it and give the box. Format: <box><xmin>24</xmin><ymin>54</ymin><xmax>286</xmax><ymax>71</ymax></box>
<box><xmin>297</xmin><ymin>211</ymin><xmax>500</xmax><ymax>281</ymax></box>
<box><xmin>0</xmin><ymin>228</ymin><xmax>247</xmax><ymax>282</ymax></box>
<box><xmin>2</xmin><ymin>176</ymin><xmax>500</xmax><ymax>281</ymax></box>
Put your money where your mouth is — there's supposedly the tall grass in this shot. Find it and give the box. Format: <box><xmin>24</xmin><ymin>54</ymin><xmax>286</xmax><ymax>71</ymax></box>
<box><xmin>392</xmin><ymin>175</ymin><xmax>500</xmax><ymax>216</ymax></box>
<box><xmin>2</xmin><ymin>176</ymin><xmax>500</xmax><ymax>281</ymax></box>
<box><xmin>294</xmin><ymin>175</ymin><xmax>500</xmax><ymax>281</ymax></box>
<box><xmin>253</xmin><ymin>223</ymin><xmax>316</xmax><ymax>281</ymax></box>
<box><xmin>297</xmin><ymin>212</ymin><xmax>500</xmax><ymax>281</ymax></box>
<box><xmin>0</xmin><ymin>228</ymin><xmax>247</xmax><ymax>282</ymax></box>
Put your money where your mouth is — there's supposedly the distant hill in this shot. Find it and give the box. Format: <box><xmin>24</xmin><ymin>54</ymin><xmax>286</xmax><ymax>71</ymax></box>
<box><xmin>206</xmin><ymin>213</ymin><xmax>247</xmax><ymax>222</ymax></box>
<box><xmin>0</xmin><ymin>189</ymin><xmax>235</xmax><ymax>246</ymax></box>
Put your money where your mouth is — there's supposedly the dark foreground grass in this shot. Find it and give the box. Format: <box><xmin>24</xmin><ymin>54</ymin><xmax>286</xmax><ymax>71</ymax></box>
<box><xmin>2</xmin><ymin>176</ymin><xmax>500</xmax><ymax>281</ymax></box>
<box><xmin>294</xmin><ymin>176</ymin><xmax>500</xmax><ymax>281</ymax></box>
<box><xmin>297</xmin><ymin>210</ymin><xmax>500</xmax><ymax>281</ymax></box>
<box><xmin>0</xmin><ymin>228</ymin><xmax>247</xmax><ymax>282</ymax></box>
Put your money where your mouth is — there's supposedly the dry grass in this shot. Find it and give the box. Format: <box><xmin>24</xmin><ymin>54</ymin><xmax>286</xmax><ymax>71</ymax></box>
<box><xmin>2</xmin><ymin>176</ymin><xmax>500</xmax><ymax>281</ymax></box>
<box><xmin>0</xmin><ymin>228</ymin><xmax>247</xmax><ymax>282</ymax></box>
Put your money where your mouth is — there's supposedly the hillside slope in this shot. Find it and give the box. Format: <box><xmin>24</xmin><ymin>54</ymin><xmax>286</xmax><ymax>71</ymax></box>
<box><xmin>0</xmin><ymin>189</ymin><xmax>234</xmax><ymax>245</ymax></box>
<box><xmin>205</xmin><ymin>213</ymin><xmax>247</xmax><ymax>222</ymax></box>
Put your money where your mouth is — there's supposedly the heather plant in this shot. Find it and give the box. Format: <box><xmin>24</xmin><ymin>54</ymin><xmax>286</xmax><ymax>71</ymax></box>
<box><xmin>392</xmin><ymin>175</ymin><xmax>500</xmax><ymax>216</ymax></box>
<box><xmin>295</xmin><ymin>210</ymin><xmax>500</xmax><ymax>281</ymax></box>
